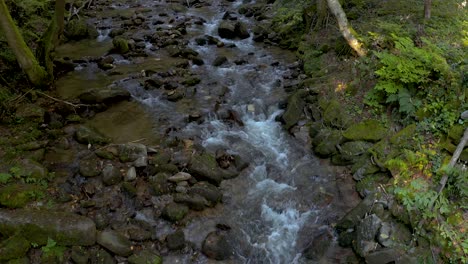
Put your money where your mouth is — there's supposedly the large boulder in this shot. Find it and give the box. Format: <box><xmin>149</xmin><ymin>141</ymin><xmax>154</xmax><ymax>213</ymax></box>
<box><xmin>217</xmin><ymin>21</ymin><xmax>250</xmax><ymax>39</ymax></box>
<box><xmin>97</xmin><ymin>230</ymin><xmax>133</xmax><ymax>257</ymax></box>
<box><xmin>118</xmin><ymin>143</ymin><xmax>147</xmax><ymax>166</ymax></box>
<box><xmin>64</xmin><ymin>19</ymin><xmax>97</xmax><ymax>40</ymax></box>
<box><xmin>0</xmin><ymin>234</ymin><xmax>30</xmax><ymax>261</ymax></box>
<box><xmin>79</xmin><ymin>87</ymin><xmax>131</xmax><ymax>104</ymax></box>
<box><xmin>343</xmin><ymin>120</ymin><xmax>387</xmax><ymax>142</ymax></box>
<box><xmin>173</xmin><ymin>193</ymin><xmax>209</xmax><ymax>211</ymax></box>
<box><xmin>189</xmin><ymin>182</ymin><xmax>222</xmax><ymax>206</ymax></box>
<box><xmin>0</xmin><ymin>184</ymin><xmax>45</xmax><ymax>208</ymax></box>
<box><xmin>353</xmin><ymin>214</ymin><xmax>382</xmax><ymax>257</ymax></box>
<box><xmin>75</xmin><ymin>125</ymin><xmax>110</xmax><ymax>145</ymax></box>
<box><xmin>0</xmin><ymin>209</ymin><xmax>96</xmax><ymax>246</ymax></box>
<box><xmin>312</xmin><ymin>128</ymin><xmax>343</xmax><ymax>158</ymax></box>
<box><xmin>161</xmin><ymin>202</ymin><xmax>189</xmax><ymax>222</ymax></box>
<box><xmin>281</xmin><ymin>90</ymin><xmax>307</xmax><ymax>130</ymax></box>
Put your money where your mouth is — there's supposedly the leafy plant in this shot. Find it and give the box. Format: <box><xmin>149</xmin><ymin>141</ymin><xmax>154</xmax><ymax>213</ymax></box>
<box><xmin>41</xmin><ymin>238</ymin><xmax>66</xmax><ymax>262</ymax></box>
<box><xmin>0</xmin><ymin>173</ymin><xmax>12</xmax><ymax>184</ymax></box>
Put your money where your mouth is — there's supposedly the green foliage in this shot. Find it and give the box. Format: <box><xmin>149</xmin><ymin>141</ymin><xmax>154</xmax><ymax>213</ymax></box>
<box><xmin>0</xmin><ymin>173</ymin><xmax>12</xmax><ymax>184</ymax></box>
<box><xmin>41</xmin><ymin>238</ymin><xmax>66</xmax><ymax>262</ymax></box>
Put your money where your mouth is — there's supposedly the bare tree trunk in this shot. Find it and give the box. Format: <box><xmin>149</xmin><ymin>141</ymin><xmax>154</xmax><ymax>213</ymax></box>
<box><xmin>424</xmin><ymin>0</ymin><xmax>432</xmax><ymax>19</ymax></box>
<box><xmin>0</xmin><ymin>0</ymin><xmax>49</xmax><ymax>87</ymax></box>
<box><xmin>326</xmin><ymin>0</ymin><xmax>367</xmax><ymax>57</ymax></box>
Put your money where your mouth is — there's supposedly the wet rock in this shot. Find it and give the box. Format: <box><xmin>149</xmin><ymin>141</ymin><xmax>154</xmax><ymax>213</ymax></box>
<box><xmin>166</xmin><ymin>89</ymin><xmax>185</xmax><ymax>102</ymax></box>
<box><xmin>118</xmin><ymin>143</ymin><xmax>147</xmax><ymax>164</ymax></box>
<box><xmin>364</xmin><ymin>248</ymin><xmax>402</xmax><ymax>264</ymax></box>
<box><xmin>213</xmin><ymin>56</ymin><xmax>228</xmax><ymax>66</ymax></box>
<box><xmin>150</xmin><ymin>172</ymin><xmax>173</xmax><ymax>195</ymax></box>
<box><xmin>166</xmin><ymin>230</ymin><xmax>186</xmax><ymax>250</ymax></box>
<box><xmin>356</xmin><ymin>173</ymin><xmax>390</xmax><ymax>198</ymax></box>
<box><xmin>202</xmin><ymin>231</ymin><xmax>233</xmax><ymax>260</ymax></box>
<box><xmin>182</xmin><ymin>76</ymin><xmax>201</xmax><ymax>86</ymax></box>
<box><xmin>235</xmin><ymin>22</ymin><xmax>250</xmax><ymax>39</ymax></box>
<box><xmin>336</xmin><ymin>194</ymin><xmax>376</xmax><ymax>231</ymax></box>
<box><xmin>354</xmin><ymin>214</ymin><xmax>382</xmax><ymax>257</ymax></box>
<box><xmin>189</xmin><ymin>182</ymin><xmax>222</xmax><ymax>206</ymax></box>
<box><xmin>343</xmin><ymin>120</ymin><xmax>387</xmax><ymax>142</ymax></box>
<box><xmin>79</xmin><ymin>155</ymin><xmax>102</xmax><ymax>177</ymax></box>
<box><xmin>95</xmin><ymin>149</ymin><xmax>115</xmax><ymax>160</ymax></box>
<box><xmin>102</xmin><ymin>163</ymin><xmax>122</xmax><ymax>185</ymax></box>
<box><xmin>54</xmin><ymin>58</ymin><xmax>76</xmax><ymax>75</ymax></box>
<box><xmin>144</xmin><ymin>78</ymin><xmax>164</xmax><ymax>89</ymax></box>
<box><xmin>15</xmin><ymin>103</ymin><xmax>45</xmax><ymax>123</ymax></box>
<box><xmin>96</xmin><ymin>230</ymin><xmax>133</xmax><ymax>257</ymax></box>
<box><xmin>75</xmin><ymin>125</ymin><xmax>110</xmax><ymax>145</ymax></box>
<box><xmin>79</xmin><ymin>87</ymin><xmax>131</xmax><ymax>104</ymax></box>
<box><xmin>71</xmin><ymin>246</ymin><xmax>90</xmax><ymax>264</ymax></box>
<box><xmin>126</xmin><ymin>167</ymin><xmax>137</xmax><ymax>181</ymax></box>
<box><xmin>162</xmin><ymin>202</ymin><xmax>189</xmax><ymax>222</ymax></box>
<box><xmin>0</xmin><ymin>234</ymin><xmax>30</xmax><ymax>261</ymax></box>
<box><xmin>98</xmin><ymin>56</ymin><xmax>115</xmax><ymax>70</ymax></box>
<box><xmin>173</xmin><ymin>193</ymin><xmax>209</xmax><ymax>211</ymax></box>
<box><xmin>0</xmin><ymin>184</ymin><xmax>44</xmax><ymax>208</ymax></box>
<box><xmin>125</xmin><ymin>225</ymin><xmax>151</xmax><ymax>242</ymax></box>
<box><xmin>168</xmin><ymin>172</ymin><xmax>192</xmax><ymax>183</ymax></box>
<box><xmin>217</xmin><ymin>20</ymin><xmax>236</xmax><ymax>39</ymax></box>
<box><xmin>128</xmin><ymin>249</ymin><xmax>162</xmax><ymax>264</ymax></box>
<box><xmin>281</xmin><ymin>90</ymin><xmax>307</xmax><ymax>130</ymax></box>
<box><xmin>303</xmin><ymin>230</ymin><xmax>333</xmax><ymax>260</ymax></box>
<box><xmin>0</xmin><ymin>209</ymin><xmax>96</xmax><ymax>246</ymax></box>
<box><xmin>189</xmin><ymin>153</ymin><xmax>238</xmax><ymax>185</ymax></box>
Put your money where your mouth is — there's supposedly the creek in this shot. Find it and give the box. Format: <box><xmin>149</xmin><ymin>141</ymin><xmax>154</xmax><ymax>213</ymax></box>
<box><xmin>57</xmin><ymin>0</ymin><xmax>360</xmax><ymax>263</ymax></box>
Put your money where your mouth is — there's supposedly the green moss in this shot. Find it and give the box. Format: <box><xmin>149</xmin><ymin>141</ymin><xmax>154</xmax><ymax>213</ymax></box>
<box><xmin>112</xmin><ymin>37</ymin><xmax>129</xmax><ymax>54</ymax></box>
<box><xmin>0</xmin><ymin>183</ymin><xmax>45</xmax><ymax>208</ymax></box>
<box><xmin>323</xmin><ymin>100</ymin><xmax>352</xmax><ymax>129</ymax></box>
<box><xmin>343</xmin><ymin>119</ymin><xmax>387</xmax><ymax>142</ymax></box>
<box><xmin>0</xmin><ymin>234</ymin><xmax>30</xmax><ymax>261</ymax></box>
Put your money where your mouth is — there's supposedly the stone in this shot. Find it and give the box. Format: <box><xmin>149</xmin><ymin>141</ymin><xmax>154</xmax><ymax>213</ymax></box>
<box><xmin>71</xmin><ymin>246</ymin><xmax>90</xmax><ymax>264</ymax></box>
<box><xmin>173</xmin><ymin>193</ymin><xmax>209</xmax><ymax>211</ymax></box>
<box><xmin>64</xmin><ymin>19</ymin><xmax>90</xmax><ymax>40</ymax></box>
<box><xmin>0</xmin><ymin>184</ymin><xmax>45</xmax><ymax>208</ymax></box>
<box><xmin>354</xmin><ymin>214</ymin><xmax>382</xmax><ymax>257</ymax></box>
<box><xmin>102</xmin><ymin>164</ymin><xmax>122</xmax><ymax>185</ymax></box>
<box><xmin>75</xmin><ymin>125</ymin><xmax>110</xmax><ymax>145</ymax></box>
<box><xmin>189</xmin><ymin>153</ymin><xmax>238</xmax><ymax>185</ymax></box>
<box><xmin>202</xmin><ymin>231</ymin><xmax>233</xmax><ymax>260</ymax></box>
<box><xmin>281</xmin><ymin>90</ymin><xmax>307</xmax><ymax>130</ymax></box>
<box><xmin>461</xmin><ymin>110</ymin><xmax>468</xmax><ymax>120</ymax></box>
<box><xmin>377</xmin><ymin>221</ymin><xmax>412</xmax><ymax>248</ymax></box>
<box><xmin>79</xmin><ymin>87</ymin><xmax>131</xmax><ymax>104</ymax></box>
<box><xmin>313</xmin><ymin>129</ymin><xmax>343</xmax><ymax>158</ymax></box>
<box><xmin>79</xmin><ymin>156</ymin><xmax>102</xmax><ymax>177</ymax></box>
<box><xmin>303</xmin><ymin>231</ymin><xmax>333</xmax><ymax>260</ymax></box>
<box><xmin>189</xmin><ymin>182</ymin><xmax>222</xmax><ymax>206</ymax></box>
<box><xmin>356</xmin><ymin>173</ymin><xmax>390</xmax><ymax>198</ymax></box>
<box><xmin>16</xmin><ymin>158</ymin><xmax>48</xmax><ymax>180</ymax></box>
<box><xmin>96</xmin><ymin>230</ymin><xmax>133</xmax><ymax>257</ymax></box>
<box><xmin>15</xmin><ymin>103</ymin><xmax>45</xmax><ymax>123</ymax></box>
<box><xmin>150</xmin><ymin>172</ymin><xmax>173</xmax><ymax>195</ymax></box>
<box><xmin>119</xmin><ymin>143</ymin><xmax>147</xmax><ymax>163</ymax></box>
<box><xmin>336</xmin><ymin>194</ymin><xmax>376</xmax><ymax>231</ymax></box>
<box><xmin>365</xmin><ymin>248</ymin><xmax>401</xmax><ymax>264</ymax></box>
<box><xmin>166</xmin><ymin>230</ymin><xmax>186</xmax><ymax>250</ymax></box>
<box><xmin>235</xmin><ymin>22</ymin><xmax>250</xmax><ymax>39</ymax></box>
<box><xmin>168</xmin><ymin>172</ymin><xmax>192</xmax><ymax>183</ymax></box>
<box><xmin>126</xmin><ymin>167</ymin><xmax>137</xmax><ymax>181</ymax></box>
<box><xmin>90</xmin><ymin>248</ymin><xmax>115</xmax><ymax>264</ymax></box>
<box><xmin>217</xmin><ymin>20</ymin><xmax>236</xmax><ymax>39</ymax></box>
<box><xmin>343</xmin><ymin>120</ymin><xmax>387</xmax><ymax>142</ymax></box>
<box><xmin>128</xmin><ymin>250</ymin><xmax>162</xmax><ymax>264</ymax></box>
<box><xmin>0</xmin><ymin>209</ymin><xmax>96</xmax><ymax>246</ymax></box>
<box><xmin>161</xmin><ymin>202</ymin><xmax>189</xmax><ymax>222</ymax></box>
<box><xmin>0</xmin><ymin>234</ymin><xmax>30</xmax><ymax>261</ymax></box>
<box><xmin>112</xmin><ymin>37</ymin><xmax>130</xmax><ymax>54</ymax></box>
<box><xmin>322</xmin><ymin>99</ymin><xmax>351</xmax><ymax>129</ymax></box>
<box><xmin>213</xmin><ymin>56</ymin><xmax>228</xmax><ymax>66</ymax></box>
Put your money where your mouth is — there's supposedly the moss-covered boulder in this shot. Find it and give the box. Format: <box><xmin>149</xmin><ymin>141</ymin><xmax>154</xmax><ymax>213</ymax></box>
<box><xmin>189</xmin><ymin>153</ymin><xmax>237</xmax><ymax>185</ymax></box>
<box><xmin>0</xmin><ymin>209</ymin><xmax>96</xmax><ymax>246</ymax></box>
<box><xmin>312</xmin><ymin>128</ymin><xmax>343</xmax><ymax>158</ymax></box>
<box><xmin>15</xmin><ymin>104</ymin><xmax>45</xmax><ymax>123</ymax></box>
<box><xmin>333</xmin><ymin>141</ymin><xmax>375</xmax><ymax>165</ymax></box>
<box><xmin>281</xmin><ymin>90</ymin><xmax>307</xmax><ymax>130</ymax></box>
<box><xmin>322</xmin><ymin>99</ymin><xmax>351</xmax><ymax>129</ymax></box>
<box><xmin>112</xmin><ymin>37</ymin><xmax>130</xmax><ymax>54</ymax></box>
<box><xmin>356</xmin><ymin>173</ymin><xmax>390</xmax><ymax>198</ymax></box>
<box><xmin>343</xmin><ymin>120</ymin><xmax>387</xmax><ymax>142</ymax></box>
<box><xmin>0</xmin><ymin>234</ymin><xmax>30</xmax><ymax>261</ymax></box>
<box><xmin>65</xmin><ymin>19</ymin><xmax>95</xmax><ymax>40</ymax></box>
<box><xmin>0</xmin><ymin>184</ymin><xmax>45</xmax><ymax>208</ymax></box>
<box><xmin>75</xmin><ymin>125</ymin><xmax>110</xmax><ymax>145</ymax></box>
<box><xmin>16</xmin><ymin>158</ymin><xmax>48</xmax><ymax>180</ymax></box>
<box><xmin>78</xmin><ymin>87</ymin><xmax>131</xmax><ymax>104</ymax></box>
<box><xmin>128</xmin><ymin>249</ymin><xmax>162</xmax><ymax>264</ymax></box>
<box><xmin>161</xmin><ymin>202</ymin><xmax>189</xmax><ymax>222</ymax></box>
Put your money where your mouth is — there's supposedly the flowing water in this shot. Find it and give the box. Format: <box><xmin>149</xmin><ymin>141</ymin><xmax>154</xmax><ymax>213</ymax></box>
<box><xmin>68</xmin><ymin>0</ymin><xmax>359</xmax><ymax>263</ymax></box>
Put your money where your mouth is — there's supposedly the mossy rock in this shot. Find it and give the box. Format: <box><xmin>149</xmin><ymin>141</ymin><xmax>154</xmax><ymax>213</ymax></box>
<box><xmin>323</xmin><ymin>100</ymin><xmax>351</xmax><ymax>129</ymax></box>
<box><xmin>312</xmin><ymin>129</ymin><xmax>343</xmax><ymax>158</ymax></box>
<box><xmin>64</xmin><ymin>19</ymin><xmax>90</xmax><ymax>40</ymax></box>
<box><xmin>75</xmin><ymin>125</ymin><xmax>110</xmax><ymax>145</ymax></box>
<box><xmin>282</xmin><ymin>90</ymin><xmax>307</xmax><ymax>130</ymax></box>
<box><xmin>112</xmin><ymin>37</ymin><xmax>130</xmax><ymax>54</ymax></box>
<box><xmin>0</xmin><ymin>184</ymin><xmax>45</xmax><ymax>208</ymax></box>
<box><xmin>307</xmin><ymin>121</ymin><xmax>322</xmax><ymax>138</ymax></box>
<box><xmin>128</xmin><ymin>249</ymin><xmax>162</xmax><ymax>264</ymax></box>
<box><xmin>0</xmin><ymin>234</ymin><xmax>30</xmax><ymax>261</ymax></box>
<box><xmin>150</xmin><ymin>172</ymin><xmax>173</xmax><ymax>195</ymax></box>
<box><xmin>356</xmin><ymin>173</ymin><xmax>390</xmax><ymax>198</ymax></box>
<box><xmin>339</xmin><ymin>141</ymin><xmax>374</xmax><ymax>160</ymax></box>
<box><xmin>343</xmin><ymin>120</ymin><xmax>387</xmax><ymax>142</ymax></box>
<box><xmin>162</xmin><ymin>202</ymin><xmax>189</xmax><ymax>222</ymax></box>
<box><xmin>389</xmin><ymin>124</ymin><xmax>416</xmax><ymax>146</ymax></box>
<box><xmin>448</xmin><ymin>124</ymin><xmax>465</xmax><ymax>142</ymax></box>
<box><xmin>182</xmin><ymin>77</ymin><xmax>201</xmax><ymax>86</ymax></box>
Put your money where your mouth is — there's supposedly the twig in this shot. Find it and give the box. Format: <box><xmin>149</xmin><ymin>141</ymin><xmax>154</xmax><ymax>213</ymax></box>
<box><xmin>36</xmin><ymin>91</ymin><xmax>90</xmax><ymax>108</ymax></box>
